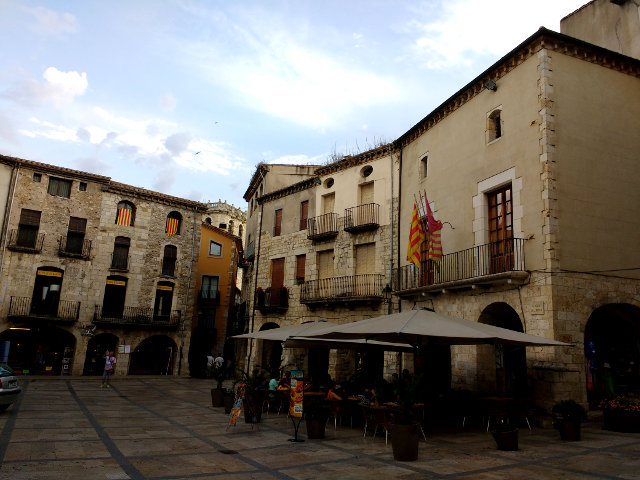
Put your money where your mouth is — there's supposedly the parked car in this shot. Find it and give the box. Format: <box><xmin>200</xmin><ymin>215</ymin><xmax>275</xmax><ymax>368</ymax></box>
<box><xmin>0</xmin><ymin>363</ymin><xmax>21</xmax><ymax>412</ymax></box>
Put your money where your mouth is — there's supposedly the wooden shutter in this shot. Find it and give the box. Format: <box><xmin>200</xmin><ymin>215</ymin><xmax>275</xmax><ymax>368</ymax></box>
<box><xmin>274</xmin><ymin>209</ymin><xmax>282</xmax><ymax>236</ymax></box>
<box><xmin>68</xmin><ymin>217</ymin><xmax>87</xmax><ymax>233</ymax></box>
<box><xmin>299</xmin><ymin>201</ymin><xmax>308</xmax><ymax>231</ymax></box>
<box><xmin>296</xmin><ymin>254</ymin><xmax>306</xmax><ymax>280</ymax></box>
<box><xmin>164</xmin><ymin>245</ymin><xmax>177</xmax><ymax>259</ymax></box>
<box><xmin>19</xmin><ymin>209</ymin><xmax>41</xmax><ymax>226</ymax></box>
<box><xmin>271</xmin><ymin>258</ymin><xmax>285</xmax><ymax>289</ymax></box>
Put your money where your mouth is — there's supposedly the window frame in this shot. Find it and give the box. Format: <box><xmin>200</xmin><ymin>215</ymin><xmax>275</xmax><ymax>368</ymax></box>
<box><xmin>274</xmin><ymin>208</ymin><xmax>283</xmax><ymax>236</ymax></box>
<box><xmin>296</xmin><ymin>254</ymin><xmax>306</xmax><ymax>282</ymax></box>
<box><xmin>115</xmin><ymin>201</ymin><xmax>136</xmax><ymax>226</ymax></box>
<box><xmin>166</xmin><ymin>211</ymin><xmax>182</xmax><ymax>236</ymax></box>
<box><xmin>47</xmin><ymin>177</ymin><xmax>72</xmax><ymax>198</ymax></box>
<box><xmin>209</xmin><ymin>240</ymin><xmax>222</xmax><ymax>256</ymax></box>
<box><xmin>486</xmin><ymin>107</ymin><xmax>503</xmax><ymax>144</ymax></box>
<box><xmin>299</xmin><ymin>201</ymin><xmax>309</xmax><ymax>231</ymax></box>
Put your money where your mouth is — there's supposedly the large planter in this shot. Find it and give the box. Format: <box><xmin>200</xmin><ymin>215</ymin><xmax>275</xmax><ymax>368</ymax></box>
<box><xmin>211</xmin><ymin>388</ymin><xmax>224</xmax><ymax>408</ymax></box>
<box><xmin>305</xmin><ymin>417</ymin><xmax>327</xmax><ymax>439</ymax></box>
<box><xmin>558</xmin><ymin>420</ymin><xmax>581</xmax><ymax>441</ymax></box>
<box><xmin>491</xmin><ymin>428</ymin><xmax>518</xmax><ymax>451</ymax></box>
<box><xmin>391</xmin><ymin>423</ymin><xmax>419</xmax><ymax>461</ymax></box>
<box><xmin>603</xmin><ymin>409</ymin><xmax>640</xmax><ymax>433</ymax></box>
<box><xmin>223</xmin><ymin>393</ymin><xmax>234</xmax><ymax>414</ymax></box>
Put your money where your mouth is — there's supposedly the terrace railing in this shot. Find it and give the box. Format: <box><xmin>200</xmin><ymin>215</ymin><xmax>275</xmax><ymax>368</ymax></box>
<box><xmin>8</xmin><ymin>296</ymin><xmax>80</xmax><ymax>323</ymax></box>
<box><xmin>93</xmin><ymin>304</ymin><xmax>180</xmax><ymax>329</ymax></box>
<box><xmin>58</xmin><ymin>235</ymin><xmax>92</xmax><ymax>259</ymax></box>
<box><xmin>300</xmin><ymin>273</ymin><xmax>384</xmax><ymax>304</ymax></box>
<box><xmin>344</xmin><ymin>203</ymin><xmax>380</xmax><ymax>233</ymax></box>
<box><xmin>7</xmin><ymin>229</ymin><xmax>45</xmax><ymax>253</ymax></box>
<box><xmin>307</xmin><ymin>213</ymin><xmax>339</xmax><ymax>241</ymax></box>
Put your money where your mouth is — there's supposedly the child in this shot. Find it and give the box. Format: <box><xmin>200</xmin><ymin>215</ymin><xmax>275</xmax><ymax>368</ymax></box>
<box><xmin>101</xmin><ymin>350</ymin><xmax>116</xmax><ymax>388</ymax></box>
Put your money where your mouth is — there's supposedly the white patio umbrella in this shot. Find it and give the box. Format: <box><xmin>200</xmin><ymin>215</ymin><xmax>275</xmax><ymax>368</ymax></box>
<box><xmin>294</xmin><ymin>308</ymin><xmax>571</xmax><ymax>348</ymax></box>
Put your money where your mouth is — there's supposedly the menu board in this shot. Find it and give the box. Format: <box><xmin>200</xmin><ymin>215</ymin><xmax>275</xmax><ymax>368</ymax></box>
<box><xmin>289</xmin><ymin>370</ymin><xmax>304</xmax><ymax>418</ymax></box>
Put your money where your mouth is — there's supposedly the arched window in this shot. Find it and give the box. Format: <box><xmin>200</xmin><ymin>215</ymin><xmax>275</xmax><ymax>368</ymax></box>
<box><xmin>238</xmin><ymin>224</ymin><xmax>244</xmax><ymax>240</ymax></box>
<box><xmin>487</xmin><ymin>108</ymin><xmax>502</xmax><ymax>143</ymax></box>
<box><xmin>162</xmin><ymin>245</ymin><xmax>177</xmax><ymax>276</ymax></box>
<box><xmin>205</xmin><ymin>217</ymin><xmax>212</xmax><ymax>225</ymax></box>
<box><xmin>228</xmin><ymin>220</ymin><xmax>234</xmax><ymax>234</ymax></box>
<box><xmin>166</xmin><ymin>211</ymin><xmax>182</xmax><ymax>236</ymax></box>
<box><xmin>115</xmin><ymin>201</ymin><xmax>135</xmax><ymax>226</ymax></box>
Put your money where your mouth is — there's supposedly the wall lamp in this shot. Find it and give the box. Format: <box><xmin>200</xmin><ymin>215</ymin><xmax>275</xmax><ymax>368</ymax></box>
<box><xmin>484</xmin><ymin>79</ymin><xmax>498</xmax><ymax>91</ymax></box>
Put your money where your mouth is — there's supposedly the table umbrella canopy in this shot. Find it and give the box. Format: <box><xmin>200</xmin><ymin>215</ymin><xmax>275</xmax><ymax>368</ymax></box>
<box><xmin>232</xmin><ymin>320</ymin><xmax>415</xmax><ymax>352</ymax></box>
<box><xmin>295</xmin><ymin>308</ymin><xmax>571</xmax><ymax>348</ymax></box>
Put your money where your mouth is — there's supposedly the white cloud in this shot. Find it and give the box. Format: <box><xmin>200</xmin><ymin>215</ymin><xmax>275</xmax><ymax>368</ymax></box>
<box><xmin>3</xmin><ymin>67</ymin><xmax>88</xmax><ymax>107</ymax></box>
<box><xmin>160</xmin><ymin>93</ymin><xmax>177</xmax><ymax>111</ymax></box>
<box><xmin>25</xmin><ymin>6</ymin><xmax>77</xmax><ymax>35</ymax></box>
<box><xmin>268</xmin><ymin>153</ymin><xmax>325</xmax><ymax>165</ymax></box>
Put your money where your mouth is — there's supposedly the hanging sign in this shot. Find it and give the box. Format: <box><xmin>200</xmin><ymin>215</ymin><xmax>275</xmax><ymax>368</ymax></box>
<box><xmin>290</xmin><ymin>370</ymin><xmax>304</xmax><ymax>418</ymax></box>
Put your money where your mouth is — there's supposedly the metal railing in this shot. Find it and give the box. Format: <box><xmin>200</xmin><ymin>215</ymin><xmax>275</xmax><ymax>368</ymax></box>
<box><xmin>300</xmin><ymin>273</ymin><xmax>384</xmax><ymax>302</ymax></box>
<box><xmin>344</xmin><ymin>203</ymin><xmax>380</xmax><ymax>232</ymax></box>
<box><xmin>7</xmin><ymin>229</ymin><xmax>45</xmax><ymax>252</ymax></box>
<box><xmin>393</xmin><ymin>238</ymin><xmax>525</xmax><ymax>291</ymax></box>
<box><xmin>198</xmin><ymin>288</ymin><xmax>221</xmax><ymax>305</ymax></box>
<box><xmin>8</xmin><ymin>296</ymin><xmax>80</xmax><ymax>321</ymax></box>
<box><xmin>256</xmin><ymin>286</ymin><xmax>289</xmax><ymax>309</ymax></box>
<box><xmin>58</xmin><ymin>235</ymin><xmax>91</xmax><ymax>259</ymax></box>
<box><xmin>307</xmin><ymin>213</ymin><xmax>339</xmax><ymax>240</ymax></box>
<box><xmin>93</xmin><ymin>304</ymin><xmax>181</xmax><ymax>327</ymax></box>
<box><xmin>110</xmin><ymin>252</ymin><xmax>130</xmax><ymax>271</ymax></box>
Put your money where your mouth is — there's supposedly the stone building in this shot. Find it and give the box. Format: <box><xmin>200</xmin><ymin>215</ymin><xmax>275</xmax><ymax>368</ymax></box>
<box><xmin>0</xmin><ymin>155</ymin><xmax>207</xmax><ymax>376</ymax></box>
<box><xmin>239</xmin><ymin>5</ymin><xmax>640</xmax><ymax>411</ymax></box>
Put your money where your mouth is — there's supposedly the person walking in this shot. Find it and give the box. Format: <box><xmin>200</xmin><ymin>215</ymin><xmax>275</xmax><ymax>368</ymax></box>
<box><xmin>101</xmin><ymin>350</ymin><xmax>116</xmax><ymax>388</ymax></box>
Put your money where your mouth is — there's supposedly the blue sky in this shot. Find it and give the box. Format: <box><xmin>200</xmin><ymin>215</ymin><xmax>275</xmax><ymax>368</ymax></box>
<box><xmin>0</xmin><ymin>1</ymin><xmax>587</xmax><ymax>208</ymax></box>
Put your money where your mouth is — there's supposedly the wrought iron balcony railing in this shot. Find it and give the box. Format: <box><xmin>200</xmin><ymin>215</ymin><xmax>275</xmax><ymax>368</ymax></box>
<box><xmin>256</xmin><ymin>286</ymin><xmax>289</xmax><ymax>313</ymax></box>
<box><xmin>8</xmin><ymin>296</ymin><xmax>80</xmax><ymax>323</ymax></box>
<box><xmin>344</xmin><ymin>203</ymin><xmax>380</xmax><ymax>233</ymax></box>
<box><xmin>198</xmin><ymin>288</ymin><xmax>221</xmax><ymax>305</ymax></box>
<box><xmin>58</xmin><ymin>235</ymin><xmax>91</xmax><ymax>259</ymax></box>
<box><xmin>307</xmin><ymin>213</ymin><xmax>339</xmax><ymax>241</ymax></box>
<box><xmin>93</xmin><ymin>304</ymin><xmax>180</xmax><ymax>329</ymax></box>
<box><xmin>393</xmin><ymin>238</ymin><xmax>526</xmax><ymax>293</ymax></box>
<box><xmin>300</xmin><ymin>273</ymin><xmax>384</xmax><ymax>305</ymax></box>
<box><xmin>110</xmin><ymin>252</ymin><xmax>130</xmax><ymax>271</ymax></box>
<box><xmin>7</xmin><ymin>229</ymin><xmax>45</xmax><ymax>253</ymax></box>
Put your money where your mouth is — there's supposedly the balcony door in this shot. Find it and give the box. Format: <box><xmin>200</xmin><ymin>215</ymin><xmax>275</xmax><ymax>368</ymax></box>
<box><xmin>153</xmin><ymin>282</ymin><xmax>174</xmax><ymax>321</ymax></box>
<box><xmin>358</xmin><ymin>182</ymin><xmax>374</xmax><ymax>226</ymax></box>
<box><xmin>31</xmin><ymin>267</ymin><xmax>64</xmax><ymax>316</ymax></box>
<box><xmin>355</xmin><ymin>243</ymin><xmax>375</xmax><ymax>296</ymax></box>
<box><xmin>488</xmin><ymin>185</ymin><xmax>514</xmax><ymax>273</ymax></box>
<box><xmin>317</xmin><ymin>250</ymin><xmax>334</xmax><ymax>298</ymax></box>
<box><xmin>269</xmin><ymin>258</ymin><xmax>285</xmax><ymax>306</ymax></box>
<box><xmin>103</xmin><ymin>276</ymin><xmax>127</xmax><ymax>318</ymax></box>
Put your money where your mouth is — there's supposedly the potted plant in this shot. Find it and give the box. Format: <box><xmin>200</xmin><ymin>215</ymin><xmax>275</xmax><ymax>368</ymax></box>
<box><xmin>389</xmin><ymin>375</ymin><xmax>421</xmax><ymax>461</ymax></box>
<box><xmin>490</xmin><ymin>417</ymin><xmax>519</xmax><ymax>451</ymax></box>
<box><xmin>552</xmin><ymin>399</ymin><xmax>587</xmax><ymax>441</ymax></box>
<box><xmin>600</xmin><ymin>396</ymin><xmax>640</xmax><ymax>433</ymax></box>
<box><xmin>304</xmin><ymin>398</ymin><xmax>331</xmax><ymax>439</ymax></box>
<box><xmin>207</xmin><ymin>362</ymin><xmax>226</xmax><ymax>408</ymax></box>
<box><xmin>239</xmin><ymin>366</ymin><xmax>269</xmax><ymax>423</ymax></box>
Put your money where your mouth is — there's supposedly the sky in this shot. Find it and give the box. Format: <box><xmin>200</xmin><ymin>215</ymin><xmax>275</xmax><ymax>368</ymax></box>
<box><xmin>0</xmin><ymin>0</ymin><xmax>588</xmax><ymax>209</ymax></box>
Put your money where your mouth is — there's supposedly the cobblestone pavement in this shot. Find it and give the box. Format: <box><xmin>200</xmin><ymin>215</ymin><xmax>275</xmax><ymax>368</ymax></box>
<box><xmin>1</xmin><ymin>377</ymin><xmax>639</xmax><ymax>479</ymax></box>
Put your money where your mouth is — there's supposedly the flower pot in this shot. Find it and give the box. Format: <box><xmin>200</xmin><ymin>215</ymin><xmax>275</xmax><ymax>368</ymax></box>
<box><xmin>305</xmin><ymin>417</ymin><xmax>327</xmax><ymax>439</ymax></box>
<box><xmin>558</xmin><ymin>420</ymin><xmax>581</xmax><ymax>441</ymax></box>
<box><xmin>491</xmin><ymin>428</ymin><xmax>518</xmax><ymax>451</ymax></box>
<box><xmin>223</xmin><ymin>394</ymin><xmax>234</xmax><ymax>414</ymax></box>
<box><xmin>211</xmin><ymin>388</ymin><xmax>224</xmax><ymax>408</ymax></box>
<box><xmin>391</xmin><ymin>423</ymin><xmax>419</xmax><ymax>461</ymax></box>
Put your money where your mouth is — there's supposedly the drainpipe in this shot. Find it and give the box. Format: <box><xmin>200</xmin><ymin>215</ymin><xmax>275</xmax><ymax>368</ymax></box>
<box><xmin>396</xmin><ymin>145</ymin><xmax>402</xmax><ymax>314</ymax></box>
<box><xmin>388</xmin><ymin>145</ymin><xmax>394</xmax><ymax>302</ymax></box>
<box><xmin>247</xmin><ymin>201</ymin><xmax>264</xmax><ymax>373</ymax></box>
<box><xmin>179</xmin><ymin>205</ymin><xmax>198</xmax><ymax>375</ymax></box>
<box><xmin>0</xmin><ymin>162</ymin><xmax>19</xmax><ymax>285</ymax></box>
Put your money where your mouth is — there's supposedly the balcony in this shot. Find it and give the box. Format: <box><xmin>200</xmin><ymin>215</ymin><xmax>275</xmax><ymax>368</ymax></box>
<box><xmin>393</xmin><ymin>238</ymin><xmax>528</xmax><ymax>297</ymax></box>
<box><xmin>8</xmin><ymin>296</ymin><xmax>80</xmax><ymax>324</ymax></box>
<box><xmin>344</xmin><ymin>203</ymin><xmax>380</xmax><ymax>233</ymax></box>
<box><xmin>93</xmin><ymin>305</ymin><xmax>180</xmax><ymax>330</ymax></box>
<box><xmin>300</xmin><ymin>273</ymin><xmax>384</xmax><ymax>308</ymax></box>
<box><xmin>256</xmin><ymin>286</ymin><xmax>288</xmax><ymax>314</ymax></box>
<box><xmin>307</xmin><ymin>213</ymin><xmax>339</xmax><ymax>241</ymax></box>
<box><xmin>198</xmin><ymin>288</ymin><xmax>221</xmax><ymax>306</ymax></box>
<box><xmin>245</xmin><ymin>241</ymin><xmax>255</xmax><ymax>261</ymax></box>
<box><xmin>58</xmin><ymin>235</ymin><xmax>91</xmax><ymax>260</ymax></box>
<box><xmin>110</xmin><ymin>252</ymin><xmax>130</xmax><ymax>272</ymax></box>
<box><xmin>7</xmin><ymin>229</ymin><xmax>45</xmax><ymax>253</ymax></box>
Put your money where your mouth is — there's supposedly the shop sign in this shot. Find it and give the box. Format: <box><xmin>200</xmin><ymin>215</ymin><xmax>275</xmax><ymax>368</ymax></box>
<box><xmin>290</xmin><ymin>370</ymin><xmax>304</xmax><ymax>418</ymax></box>
<box><xmin>106</xmin><ymin>279</ymin><xmax>126</xmax><ymax>286</ymax></box>
<box><xmin>37</xmin><ymin>270</ymin><xmax>62</xmax><ymax>277</ymax></box>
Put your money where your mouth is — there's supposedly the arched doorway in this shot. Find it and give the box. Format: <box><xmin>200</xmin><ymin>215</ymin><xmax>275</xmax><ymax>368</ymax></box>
<box><xmin>0</xmin><ymin>326</ymin><xmax>75</xmax><ymax>375</ymax></box>
<box><xmin>259</xmin><ymin>323</ymin><xmax>282</xmax><ymax>378</ymax></box>
<box><xmin>129</xmin><ymin>336</ymin><xmax>177</xmax><ymax>375</ymax></box>
<box><xmin>478</xmin><ymin>302</ymin><xmax>527</xmax><ymax>397</ymax></box>
<box><xmin>83</xmin><ymin>333</ymin><xmax>119</xmax><ymax>375</ymax></box>
<box><xmin>585</xmin><ymin>303</ymin><xmax>640</xmax><ymax>406</ymax></box>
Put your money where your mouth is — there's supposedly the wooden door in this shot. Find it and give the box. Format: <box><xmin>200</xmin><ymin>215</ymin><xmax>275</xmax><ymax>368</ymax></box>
<box><xmin>488</xmin><ymin>185</ymin><xmax>514</xmax><ymax>273</ymax></box>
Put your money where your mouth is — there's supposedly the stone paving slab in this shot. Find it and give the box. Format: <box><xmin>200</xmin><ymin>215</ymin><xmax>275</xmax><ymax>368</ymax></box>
<box><xmin>1</xmin><ymin>377</ymin><xmax>639</xmax><ymax>480</ymax></box>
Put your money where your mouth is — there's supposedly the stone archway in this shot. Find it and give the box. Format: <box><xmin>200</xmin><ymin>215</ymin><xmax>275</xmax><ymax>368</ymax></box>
<box><xmin>259</xmin><ymin>322</ymin><xmax>282</xmax><ymax>378</ymax></box>
<box><xmin>83</xmin><ymin>333</ymin><xmax>119</xmax><ymax>375</ymax></box>
<box><xmin>585</xmin><ymin>303</ymin><xmax>640</xmax><ymax>406</ymax></box>
<box><xmin>0</xmin><ymin>326</ymin><xmax>76</xmax><ymax>375</ymax></box>
<box><xmin>129</xmin><ymin>335</ymin><xmax>177</xmax><ymax>375</ymax></box>
<box><xmin>478</xmin><ymin>302</ymin><xmax>527</xmax><ymax>397</ymax></box>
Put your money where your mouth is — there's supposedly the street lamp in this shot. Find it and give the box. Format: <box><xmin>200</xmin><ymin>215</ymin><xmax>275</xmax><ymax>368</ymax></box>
<box><xmin>382</xmin><ymin>284</ymin><xmax>393</xmax><ymax>315</ymax></box>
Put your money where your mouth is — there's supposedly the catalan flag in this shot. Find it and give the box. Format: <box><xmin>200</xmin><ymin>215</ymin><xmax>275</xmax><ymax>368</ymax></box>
<box><xmin>424</xmin><ymin>193</ymin><xmax>443</xmax><ymax>260</ymax></box>
<box><xmin>406</xmin><ymin>202</ymin><xmax>425</xmax><ymax>268</ymax></box>
<box><xmin>116</xmin><ymin>208</ymin><xmax>131</xmax><ymax>226</ymax></box>
<box><xmin>166</xmin><ymin>217</ymin><xmax>179</xmax><ymax>236</ymax></box>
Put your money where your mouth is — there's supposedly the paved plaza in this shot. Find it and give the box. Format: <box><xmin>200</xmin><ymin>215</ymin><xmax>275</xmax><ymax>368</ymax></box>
<box><xmin>1</xmin><ymin>377</ymin><xmax>639</xmax><ymax>479</ymax></box>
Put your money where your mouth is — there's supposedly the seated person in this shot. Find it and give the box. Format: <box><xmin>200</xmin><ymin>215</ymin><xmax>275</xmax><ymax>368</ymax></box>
<box><xmin>268</xmin><ymin>376</ymin><xmax>279</xmax><ymax>399</ymax></box>
<box><xmin>326</xmin><ymin>382</ymin><xmax>343</xmax><ymax>401</ymax></box>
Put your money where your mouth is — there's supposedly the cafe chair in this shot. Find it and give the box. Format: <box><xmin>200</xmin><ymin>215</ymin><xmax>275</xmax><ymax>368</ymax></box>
<box><xmin>371</xmin><ymin>408</ymin><xmax>392</xmax><ymax>445</ymax></box>
<box><xmin>411</xmin><ymin>405</ymin><xmax>428</xmax><ymax>441</ymax></box>
<box><xmin>326</xmin><ymin>402</ymin><xmax>341</xmax><ymax>430</ymax></box>
<box><xmin>361</xmin><ymin>405</ymin><xmax>376</xmax><ymax>438</ymax></box>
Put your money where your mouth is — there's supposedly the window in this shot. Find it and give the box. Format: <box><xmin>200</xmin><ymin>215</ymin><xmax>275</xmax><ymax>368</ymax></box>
<box><xmin>33</xmin><ymin>173</ymin><xmax>42</xmax><ymax>182</ymax></box>
<box><xmin>162</xmin><ymin>245</ymin><xmax>177</xmax><ymax>276</ymax></box>
<box><xmin>296</xmin><ymin>254</ymin><xmax>306</xmax><ymax>282</ymax></box>
<box><xmin>111</xmin><ymin>236</ymin><xmax>130</xmax><ymax>270</ymax></box>
<box><xmin>420</xmin><ymin>155</ymin><xmax>428</xmax><ymax>179</ymax></box>
<box><xmin>153</xmin><ymin>281</ymin><xmax>174</xmax><ymax>321</ymax></box>
<box><xmin>201</xmin><ymin>275</ymin><xmax>219</xmax><ymax>300</ymax></box>
<box><xmin>218</xmin><ymin>223</ymin><xmax>227</xmax><ymax>229</ymax></box>
<box><xmin>228</xmin><ymin>220</ymin><xmax>234</xmax><ymax>234</ymax></box>
<box><xmin>115</xmin><ymin>201</ymin><xmax>135</xmax><ymax>226</ymax></box>
<box><xmin>205</xmin><ymin>217</ymin><xmax>212</xmax><ymax>225</ymax></box>
<box><xmin>274</xmin><ymin>208</ymin><xmax>282</xmax><ymax>236</ymax></box>
<box><xmin>47</xmin><ymin>177</ymin><xmax>72</xmax><ymax>198</ymax></box>
<box><xmin>102</xmin><ymin>276</ymin><xmax>127</xmax><ymax>318</ymax></box>
<box><xmin>487</xmin><ymin>108</ymin><xmax>502</xmax><ymax>143</ymax></box>
<box><xmin>324</xmin><ymin>178</ymin><xmax>334</xmax><ymax>188</ymax></box>
<box><xmin>322</xmin><ymin>193</ymin><xmax>335</xmax><ymax>214</ymax></box>
<box><xmin>17</xmin><ymin>209</ymin><xmax>41</xmax><ymax>248</ymax></box>
<box><xmin>359</xmin><ymin>182</ymin><xmax>374</xmax><ymax>205</ymax></box>
<box><xmin>166</xmin><ymin>211</ymin><xmax>182</xmax><ymax>236</ymax></box>
<box><xmin>209</xmin><ymin>240</ymin><xmax>222</xmax><ymax>256</ymax></box>
<box><xmin>488</xmin><ymin>185</ymin><xmax>514</xmax><ymax>272</ymax></box>
<box><xmin>31</xmin><ymin>267</ymin><xmax>63</xmax><ymax>316</ymax></box>
<box><xmin>238</xmin><ymin>224</ymin><xmax>243</xmax><ymax>239</ymax></box>
<box><xmin>299</xmin><ymin>201</ymin><xmax>308</xmax><ymax>231</ymax></box>
<box><xmin>361</xmin><ymin>165</ymin><xmax>373</xmax><ymax>177</ymax></box>
<box><xmin>65</xmin><ymin>217</ymin><xmax>87</xmax><ymax>254</ymax></box>
<box><xmin>78</xmin><ymin>182</ymin><xmax>87</xmax><ymax>191</ymax></box>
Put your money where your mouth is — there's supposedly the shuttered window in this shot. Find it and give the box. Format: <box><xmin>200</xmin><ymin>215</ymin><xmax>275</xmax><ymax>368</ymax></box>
<box><xmin>47</xmin><ymin>177</ymin><xmax>72</xmax><ymax>198</ymax></box>
<box><xmin>162</xmin><ymin>245</ymin><xmax>177</xmax><ymax>276</ymax></box>
<box><xmin>68</xmin><ymin>217</ymin><xmax>87</xmax><ymax>233</ymax></box>
<box><xmin>299</xmin><ymin>201</ymin><xmax>308</xmax><ymax>231</ymax></box>
<box><xmin>19</xmin><ymin>209</ymin><xmax>41</xmax><ymax>227</ymax></box>
<box><xmin>296</xmin><ymin>254</ymin><xmax>306</xmax><ymax>281</ymax></box>
<box><xmin>274</xmin><ymin>209</ymin><xmax>282</xmax><ymax>236</ymax></box>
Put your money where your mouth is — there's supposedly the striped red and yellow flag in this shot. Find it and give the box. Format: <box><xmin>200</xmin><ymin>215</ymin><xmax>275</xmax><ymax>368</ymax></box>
<box><xmin>425</xmin><ymin>193</ymin><xmax>443</xmax><ymax>260</ymax></box>
<box><xmin>116</xmin><ymin>208</ymin><xmax>131</xmax><ymax>226</ymax></box>
<box><xmin>166</xmin><ymin>217</ymin><xmax>179</xmax><ymax>236</ymax></box>
<box><xmin>406</xmin><ymin>202</ymin><xmax>424</xmax><ymax>268</ymax></box>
